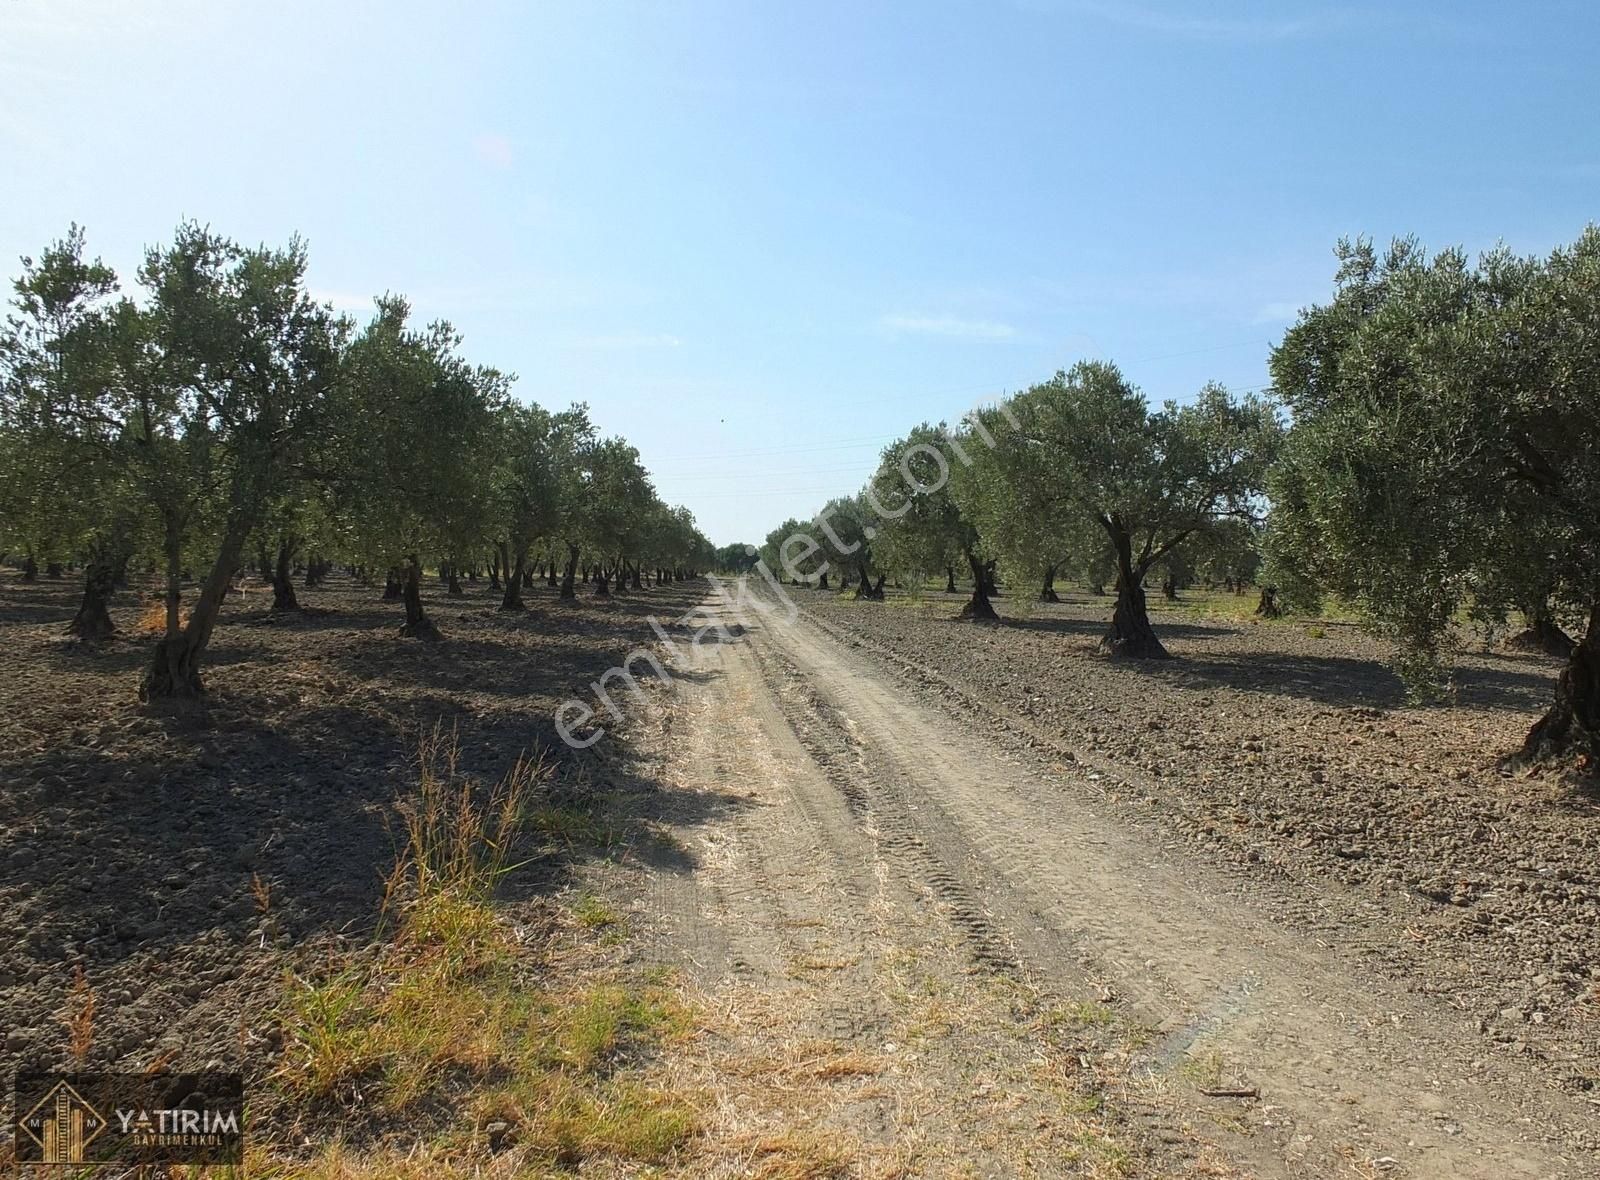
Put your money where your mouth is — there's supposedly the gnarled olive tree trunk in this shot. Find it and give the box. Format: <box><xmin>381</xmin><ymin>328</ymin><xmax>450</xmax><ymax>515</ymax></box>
<box><xmin>67</xmin><ymin>520</ymin><xmax>134</xmax><ymax>643</ymax></box>
<box><xmin>271</xmin><ymin>536</ymin><xmax>300</xmax><ymax>612</ymax></box>
<box><xmin>959</xmin><ymin>551</ymin><xmax>998</xmax><ymax>621</ymax></box>
<box><xmin>1038</xmin><ymin>562</ymin><xmax>1060</xmax><ymax>603</ymax></box>
<box><xmin>399</xmin><ymin>554</ymin><xmax>440</xmax><ymax>640</ymax></box>
<box><xmin>499</xmin><ymin>542</ymin><xmax>526</xmax><ymax>611</ymax></box>
<box><xmin>1506</xmin><ymin>608</ymin><xmax>1576</xmax><ymax>658</ymax></box>
<box><xmin>142</xmin><ymin>519</ymin><xmax>252</xmax><ymax>699</ymax></box>
<box><xmin>560</xmin><ymin>544</ymin><xmax>579</xmax><ymax>600</ymax></box>
<box><xmin>1520</xmin><ymin>603</ymin><xmax>1600</xmax><ymax>763</ymax></box>
<box><xmin>852</xmin><ymin>563</ymin><xmax>883</xmax><ymax>601</ymax></box>
<box><xmin>1100</xmin><ymin>531</ymin><xmax>1168</xmax><ymax>658</ymax></box>
<box><xmin>67</xmin><ymin>552</ymin><xmax>120</xmax><ymax>642</ymax></box>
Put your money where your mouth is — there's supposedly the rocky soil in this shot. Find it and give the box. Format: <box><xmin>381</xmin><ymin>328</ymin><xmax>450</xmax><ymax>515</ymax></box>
<box><xmin>0</xmin><ymin>569</ymin><xmax>708</xmax><ymax>1119</ymax></box>
<box><xmin>799</xmin><ymin>586</ymin><xmax>1600</xmax><ymax>1098</ymax></box>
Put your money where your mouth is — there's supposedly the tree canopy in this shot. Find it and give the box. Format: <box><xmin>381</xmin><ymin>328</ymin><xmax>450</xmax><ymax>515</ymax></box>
<box><xmin>1267</xmin><ymin>230</ymin><xmax>1600</xmax><ymax>759</ymax></box>
<box><xmin>0</xmin><ymin>223</ymin><xmax>713</xmax><ymax>697</ymax></box>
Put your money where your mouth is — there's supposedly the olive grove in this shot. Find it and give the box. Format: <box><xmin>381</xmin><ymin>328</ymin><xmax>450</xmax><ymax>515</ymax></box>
<box><xmin>0</xmin><ymin>224</ymin><xmax>713</xmax><ymax>697</ymax></box>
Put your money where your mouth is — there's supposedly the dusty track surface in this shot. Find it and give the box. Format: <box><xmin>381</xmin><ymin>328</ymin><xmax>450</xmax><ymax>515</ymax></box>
<box><xmin>800</xmin><ymin>588</ymin><xmax>1600</xmax><ymax>1092</ymax></box>
<box><xmin>625</xmin><ymin>588</ymin><xmax>1598</xmax><ymax>1178</ymax></box>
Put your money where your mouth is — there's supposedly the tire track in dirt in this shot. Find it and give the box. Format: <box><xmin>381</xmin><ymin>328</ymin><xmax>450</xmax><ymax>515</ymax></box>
<box><xmin>741</xmin><ymin>602</ymin><xmax>1593</xmax><ymax>1180</ymax></box>
<box><xmin>626</xmin><ymin>603</ymin><xmax>1225</xmax><ymax>1174</ymax></box>
<box><xmin>638</xmin><ymin>626</ymin><xmax>892</xmax><ymax>1045</ymax></box>
<box><xmin>751</xmin><ymin>638</ymin><xmax>1025</xmax><ymax>977</ymax></box>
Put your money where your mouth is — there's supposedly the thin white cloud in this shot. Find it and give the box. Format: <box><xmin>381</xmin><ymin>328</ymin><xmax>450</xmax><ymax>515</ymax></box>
<box><xmin>472</xmin><ymin>133</ymin><xmax>514</xmax><ymax>169</ymax></box>
<box><xmin>1252</xmin><ymin>300</ymin><xmax>1303</xmax><ymax>324</ymax></box>
<box><xmin>310</xmin><ymin>289</ymin><xmax>376</xmax><ymax>314</ymax></box>
<box><xmin>879</xmin><ymin>314</ymin><xmax>1017</xmax><ymax>341</ymax></box>
<box><xmin>567</xmin><ymin>332</ymin><xmax>683</xmax><ymax>350</ymax></box>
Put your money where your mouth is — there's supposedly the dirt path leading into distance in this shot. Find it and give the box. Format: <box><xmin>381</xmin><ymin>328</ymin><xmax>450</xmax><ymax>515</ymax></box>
<box><xmin>628</xmin><ymin>591</ymin><xmax>1595</xmax><ymax>1179</ymax></box>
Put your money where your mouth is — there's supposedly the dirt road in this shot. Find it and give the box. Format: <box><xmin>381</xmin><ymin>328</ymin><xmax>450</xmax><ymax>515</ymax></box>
<box><xmin>626</xmin><ymin>591</ymin><xmax>1595</xmax><ymax>1178</ymax></box>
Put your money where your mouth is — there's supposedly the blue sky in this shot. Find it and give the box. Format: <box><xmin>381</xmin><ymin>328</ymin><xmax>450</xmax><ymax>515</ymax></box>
<box><xmin>3</xmin><ymin>2</ymin><xmax>1596</xmax><ymax>545</ymax></box>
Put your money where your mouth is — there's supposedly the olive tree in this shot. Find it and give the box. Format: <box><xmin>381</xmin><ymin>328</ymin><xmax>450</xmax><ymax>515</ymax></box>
<box><xmin>761</xmin><ymin>517</ymin><xmax>830</xmax><ymax>588</ymax></box>
<box><xmin>581</xmin><ymin>437</ymin><xmax>655</xmax><ymax>596</ymax></box>
<box><xmin>1189</xmin><ymin>518</ymin><xmax>1262</xmax><ymax>594</ymax></box>
<box><xmin>713</xmin><ymin>541</ymin><xmax>758</xmax><ymax>575</ymax></box>
<box><xmin>0</xmin><ymin>226</ymin><xmax>135</xmax><ymax>640</ymax></box>
<box><xmin>871</xmin><ymin>422</ymin><xmax>994</xmax><ymax>617</ymax></box>
<box><xmin>950</xmin><ymin>414</ymin><xmax>1100</xmax><ymax>609</ymax></box>
<box><xmin>811</xmin><ymin>494</ymin><xmax>883</xmax><ymax>599</ymax></box>
<box><xmin>527</xmin><ymin>404</ymin><xmax>596</xmax><ymax>600</ymax></box>
<box><xmin>338</xmin><ymin>296</ymin><xmax>503</xmax><ymax>639</ymax></box>
<box><xmin>977</xmin><ymin>362</ymin><xmax>1279</xmax><ymax>657</ymax></box>
<box><xmin>3</xmin><ymin>224</ymin><xmax>346</xmax><ymax>695</ymax></box>
<box><xmin>488</xmin><ymin>401</ymin><xmax>577</xmax><ymax>611</ymax></box>
<box><xmin>646</xmin><ymin>503</ymin><xmax>708</xmax><ymax>584</ymax></box>
<box><xmin>1268</xmin><ymin>230</ymin><xmax>1600</xmax><ymax>761</ymax></box>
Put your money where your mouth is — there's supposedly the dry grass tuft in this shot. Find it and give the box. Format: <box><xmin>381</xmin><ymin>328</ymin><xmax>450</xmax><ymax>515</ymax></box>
<box><xmin>251</xmin><ymin>871</ymin><xmax>273</xmax><ymax>914</ymax></box>
<box><xmin>64</xmin><ymin>963</ymin><xmax>95</xmax><ymax>1063</ymax></box>
<box><xmin>722</xmin><ymin>1129</ymin><xmax>858</xmax><ymax>1178</ymax></box>
<box><xmin>271</xmin><ymin>728</ymin><xmax>697</xmax><ymax>1173</ymax></box>
<box><xmin>384</xmin><ymin>722</ymin><xmax>550</xmax><ymax>912</ymax></box>
<box><xmin>275</xmin><ymin>923</ymin><xmax>697</xmax><ymax>1164</ymax></box>
<box><xmin>136</xmin><ymin>597</ymin><xmax>188</xmax><ymax>635</ymax></box>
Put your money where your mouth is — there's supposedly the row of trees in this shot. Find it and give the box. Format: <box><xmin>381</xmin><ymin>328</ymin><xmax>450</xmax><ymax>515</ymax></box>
<box><xmin>0</xmin><ymin>224</ymin><xmax>713</xmax><ymax>699</ymax></box>
<box><xmin>759</xmin><ymin>228</ymin><xmax>1599</xmax><ymax>761</ymax></box>
<box><xmin>759</xmin><ymin>365</ymin><xmax>1279</xmax><ymax>658</ymax></box>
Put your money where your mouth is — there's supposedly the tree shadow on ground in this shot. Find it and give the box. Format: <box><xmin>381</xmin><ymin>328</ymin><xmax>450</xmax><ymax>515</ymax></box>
<box><xmin>1150</xmin><ymin>650</ymin><xmax>1555</xmax><ymax>713</ymax></box>
<box><xmin>0</xmin><ymin>575</ymin><xmax>743</xmax><ymax>1074</ymax></box>
<box><xmin>1554</xmin><ymin>775</ymin><xmax>1600</xmax><ymax>817</ymax></box>
<box><xmin>1</xmin><ymin>687</ymin><xmax>744</xmax><ymax>977</ymax></box>
<box><xmin>0</xmin><ymin>593</ymin><xmax>83</xmax><ymax>627</ymax></box>
<box><xmin>227</xmin><ymin>606</ymin><xmax>373</xmax><ymax>633</ymax></box>
<box><xmin>999</xmin><ymin>614</ymin><xmax>1235</xmax><ymax>643</ymax></box>
<box><xmin>40</xmin><ymin>632</ymin><xmax>282</xmax><ymax>678</ymax></box>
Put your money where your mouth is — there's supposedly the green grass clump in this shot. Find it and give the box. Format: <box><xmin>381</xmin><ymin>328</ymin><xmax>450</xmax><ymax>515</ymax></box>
<box><xmin>273</xmin><ymin>726</ymin><xmax>697</xmax><ymax>1171</ymax></box>
<box><xmin>572</xmin><ymin>892</ymin><xmax>622</xmax><ymax>930</ymax></box>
